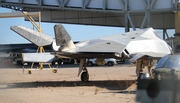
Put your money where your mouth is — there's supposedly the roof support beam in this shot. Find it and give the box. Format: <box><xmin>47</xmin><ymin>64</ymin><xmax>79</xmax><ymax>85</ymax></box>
<box><xmin>124</xmin><ymin>0</ymin><xmax>129</xmax><ymax>32</ymax></box>
<box><xmin>83</xmin><ymin>0</ymin><xmax>91</xmax><ymax>9</ymax></box>
<box><xmin>118</xmin><ymin>0</ymin><xmax>124</xmax><ymax>10</ymax></box>
<box><xmin>147</xmin><ymin>0</ymin><xmax>151</xmax><ymax>27</ymax></box>
<box><xmin>127</xmin><ymin>13</ymin><xmax>136</xmax><ymax>30</ymax></box>
<box><xmin>56</xmin><ymin>0</ymin><xmax>63</xmax><ymax>8</ymax></box>
<box><xmin>163</xmin><ymin>29</ymin><xmax>169</xmax><ymax>40</ymax></box>
<box><xmin>141</xmin><ymin>0</ymin><xmax>147</xmax><ymax>8</ymax></box>
<box><xmin>36</xmin><ymin>0</ymin><xmax>42</xmax><ymax>7</ymax></box>
<box><xmin>150</xmin><ymin>0</ymin><xmax>157</xmax><ymax>9</ymax></box>
<box><xmin>103</xmin><ymin>0</ymin><xmax>107</xmax><ymax>11</ymax></box>
<box><xmin>56</xmin><ymin>0</ymin><xmax>70</xmax><ymax>9</ymax></box>
<box><xmin>147</xmin><ymin>11</ymin><xmax>151</xmax><ymax>27</ymax></box>
<box><xmin>140</xmin><ymin>12</ymin><xmax>147</xmax><ymax>29</ymax></box>
<box><xmin>63</xmin><ymin>0</ymin><xmax>70</xmax><ymax>7</ymax></box>
<box><xmin>124</xmin><ymin>0</ymin><xmax>128</xmax><ymax>11</ymax></box>
<box><xmin>140</xmin><ymin>11</ymin><xmax>151</xmax><ymax>29</ymax></box>
<box><xmin>18</xmin><ymin>0</ymin><xmax>23</xmax><ymax>4</ymax></box>
<box><xmin>124</xmin><ymin>12</ymin><xmax>129</xmax><ymax>32</ymax></box>
<box><xmin>56</xmin><ymin>0</ymin><xmax>60</xmax><ymax>7</ymax></box>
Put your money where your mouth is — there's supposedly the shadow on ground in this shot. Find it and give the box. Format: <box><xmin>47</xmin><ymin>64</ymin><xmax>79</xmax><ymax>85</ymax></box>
<box><xmin>0</xmin><ymin>64</ymin><xmax>132</xmax><ymax>69</ymax></box>
<box><xmin>102</xmin><ymin>90</ymin><xmax>136</xmax><ymax>94</ymax></box>
<box><xmin>0</xmin><ymin>64</ymin><xmax>80</xmax><ymax>69</ymax></box>
<box><xmin>2</xmin><ymin>80</ymin><xmax>136</xmax><ymax>91</ymax></box>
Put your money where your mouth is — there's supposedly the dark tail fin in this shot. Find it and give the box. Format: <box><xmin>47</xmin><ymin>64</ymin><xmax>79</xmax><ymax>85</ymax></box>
<box><xmin>54</xmin><ymin>24</ymin><xmax>76</xmax><ymax>51</ymax></box>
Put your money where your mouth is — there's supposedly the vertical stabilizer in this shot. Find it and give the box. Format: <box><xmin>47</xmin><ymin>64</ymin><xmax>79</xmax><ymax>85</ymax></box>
<box><xmin>54</xmin><ymin>24</ymin><xmax>76</xmax><ymax>51</ymax></box>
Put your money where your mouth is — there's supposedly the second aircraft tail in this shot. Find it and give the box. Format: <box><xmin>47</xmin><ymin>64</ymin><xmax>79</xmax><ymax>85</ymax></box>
<box><xmin>10</xmin><ymin>25</ymin><xmax>53</xmax><ymax>47</ymax></box>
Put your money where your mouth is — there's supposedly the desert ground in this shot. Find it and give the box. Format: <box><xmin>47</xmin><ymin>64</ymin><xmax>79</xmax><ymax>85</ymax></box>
<box><xmin>0</xmin><ymin>64</ymin><xmax>139</xmax><ymax>103</ymax></box>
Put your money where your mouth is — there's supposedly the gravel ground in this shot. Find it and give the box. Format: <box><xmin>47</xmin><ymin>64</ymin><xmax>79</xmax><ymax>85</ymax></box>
<box><xmin>0</xmin><ymin>64</ymin><xmax>138</xmax><ymax>103</ymax></box>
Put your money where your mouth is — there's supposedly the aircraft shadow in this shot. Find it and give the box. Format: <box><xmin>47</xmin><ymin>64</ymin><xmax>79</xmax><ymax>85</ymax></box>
<box><xmin>102</xmin><ymin>90</ymin><xmax>136</xmax><ymax>94</ymax></box>
<box><xmin>4</xmin><ymin>80</ymin><xmax>136</xmax><ymax>91</ymax></box>
<box><xmin>0</xmin><ymin>64</ymin><xmax>80</xmax><ymax>68</ymax></box>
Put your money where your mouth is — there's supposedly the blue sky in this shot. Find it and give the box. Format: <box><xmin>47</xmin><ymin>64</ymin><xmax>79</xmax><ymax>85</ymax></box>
<box><xmin>0</xmin><ymin>7</ymin><xmax>175</xmax><ymax>44</ymax></box>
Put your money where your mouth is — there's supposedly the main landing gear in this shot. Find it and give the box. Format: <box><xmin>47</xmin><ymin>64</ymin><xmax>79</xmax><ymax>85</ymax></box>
<box><xmin>81</xmin><ymin>67</ymin><xmax>89</xmax><ymax>82</ymax></box>
<box><xmin>79</xmin><ymin>59</ymin><xmax>89</xmax><ymax>82</ymax></box>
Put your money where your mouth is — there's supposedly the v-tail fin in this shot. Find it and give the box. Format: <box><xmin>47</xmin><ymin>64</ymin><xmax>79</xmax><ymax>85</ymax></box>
<box><xmin>54</xmin><ymin>24</ymin><xmax>76</xmax><ymax>51</ymax></box>
<box><xmin>11</xmin><ymin>25</ymin><xmax>53</xmax><ymax>47</ymax></box>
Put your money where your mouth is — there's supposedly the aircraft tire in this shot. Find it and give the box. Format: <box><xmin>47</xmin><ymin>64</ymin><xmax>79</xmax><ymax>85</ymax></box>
<box><xmin>81</xmin><ymin>72</ymin><xmax>89</xmax><ymax>82</ymax></box>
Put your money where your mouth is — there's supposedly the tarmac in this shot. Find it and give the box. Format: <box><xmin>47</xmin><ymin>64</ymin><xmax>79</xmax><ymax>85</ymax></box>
<box><xmin>0</xmin><ymin>64</ymin><xmax>138</xmax><ymax>103</ymax></box>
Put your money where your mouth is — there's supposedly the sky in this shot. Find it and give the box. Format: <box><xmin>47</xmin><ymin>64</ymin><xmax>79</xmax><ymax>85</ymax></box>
<box><xmin>0</xmin><ymin>7</ymin><xmax>175</xmax><ymax>44</ymax></box>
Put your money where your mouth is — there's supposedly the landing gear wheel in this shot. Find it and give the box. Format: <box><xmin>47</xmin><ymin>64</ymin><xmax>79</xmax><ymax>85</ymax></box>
<box><xmin>28</xmin><ymin>70</ymin><xmax>32</xmax><ymax>74</ymax></box>
<box><xmin>81</xmin><ymin>72</ymin><xmax>89</xmax><ymax>82</ymax></box>
<box><xmin>53</xmin><ymin>69</ymin><xmax>57</xmax><ymax>73</ymax></box>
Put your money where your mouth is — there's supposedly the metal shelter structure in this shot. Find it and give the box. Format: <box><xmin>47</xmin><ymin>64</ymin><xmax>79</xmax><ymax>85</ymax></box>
<box><xmin>0</xmin><ymin>0</ymin><xmax>179</xmax><ymax>32</ymax></box>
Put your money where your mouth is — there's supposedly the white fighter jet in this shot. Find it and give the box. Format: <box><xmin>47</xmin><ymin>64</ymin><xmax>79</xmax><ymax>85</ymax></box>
<box><xmin>10</xmin><ymin>24</ymin><xmax>172</xmax><ymax>82</ymax></box>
